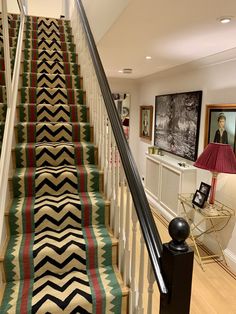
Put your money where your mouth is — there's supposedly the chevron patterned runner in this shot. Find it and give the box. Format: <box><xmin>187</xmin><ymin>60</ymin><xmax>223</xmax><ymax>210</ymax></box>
<box><xmin>0</xmin><ymin>13</ymin><xmax>125</xmax><ymax>313</ymax></box>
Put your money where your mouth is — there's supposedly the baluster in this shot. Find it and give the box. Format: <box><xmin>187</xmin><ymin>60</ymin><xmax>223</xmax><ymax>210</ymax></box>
<box><xmin>147</xmin><ymin>259</ymin><xmax>155</xmax><ymax>314</ymax></box>
<box><xmin>100</xmin><ymin>98</ymin><xmax>105</xmax><ymax>170</ymax></box>
<box><xmin>118</xmin><ymin>167</ymin><xmax>125</xmax><ymax>273</ymax></box>
<box><xmin>104</xmin><ymin>115</ymin><xmax>109</xmax><ymax>197</ymax></box>
<box><xmin>110</xmin><ymin>134</ymin><xmax>117</xmax><ymax>232</ymax></box>
<box><xmin>137</xmin><ymin>233</ymin><xmax>145</xmax><ymax>314</ymax></box>
<box><xmin>113</xmin><ymin>147</ymin><xmax>120</xmax><ymax>238</ymax></box>
<box><xmin>107</xmin><ymin>126</ymin><xmax>113</xmax><ymax>228</ymax></box>
<box><xmin>123</xmin><ymin>188</ymin><xmax>131</xmax><ymax>286</ymax></box>
<box><xmin>97</xmin><ymin>95</ymin><xmax>102</xmax><ymax>166</ymax></box>
<box><xmin>130</xmin><ymin>203</ymin><xmax>138</xmax><ymax>313</ymax></box>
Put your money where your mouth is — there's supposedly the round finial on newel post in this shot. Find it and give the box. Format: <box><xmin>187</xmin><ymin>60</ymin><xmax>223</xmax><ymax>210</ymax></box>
<box><xmin>168</xmin><ymin>217</ymin><xmax>190</xmax><ymax>252</ymax></box>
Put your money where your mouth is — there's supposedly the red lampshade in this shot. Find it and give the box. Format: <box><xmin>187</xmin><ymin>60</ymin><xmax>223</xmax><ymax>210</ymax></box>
<box><xmin>194</xmin><ymin>143</ymin><xmax>236</xmax><ymax>174</ymax></box>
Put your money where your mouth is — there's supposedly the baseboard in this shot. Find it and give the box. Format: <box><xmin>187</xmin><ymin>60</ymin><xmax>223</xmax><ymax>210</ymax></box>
<box><xmin>146</xmin><ymin>191</ymin><xmax>176</xmax><ymax>222</ymax></box>
<box><xmin>224</xmin><ymin>249</ymin><xmax>236</xmax><ymax>274</ymax></box>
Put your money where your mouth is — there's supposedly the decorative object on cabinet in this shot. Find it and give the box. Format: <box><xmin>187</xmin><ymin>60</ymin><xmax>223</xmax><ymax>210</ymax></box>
<box><xmin>145</xmin><ymin>153</ymin><xmax>196</xmax><ymax>218</ymax></box>
<box><xmin>192</xmin><ymin>190</ymin><xmax>206</xmax><ymax>208</ymax></box>
<box><xmin>148</xmin><ymin>146</ymin><xmax>154</xmax><ymax>154</ymax></box>
<box><xmin>112</xmin><ymin>93</ymin><xmax>130</xmax><ymax>139</ymax></box>
<box><xmin>194</xmin><ymin>143</ymin><xmax>236</xmax><ymax>208</ymax></box>
<box><xmin>179</xmin><ymin>193</ymin><xmax>234</xmax><ymax>270</ymax></box>
<box><xmin>204</xmin><ymin>104</ymin><xmax>236</xmax><ymax>152</ymax></box>
<box><xmin>199</xmin><ymin>182</ymin><xmax>211</xmax><ymax>200</ymax></box>
<box><xmin>140</xmin><ymin>105</ymin><xmax>153</xmax><ymax>141</ymax></box>
<box><xmin>154</xmin><ymin>91</ymin><xmax>202</xmax><ymax>161</ymax></box>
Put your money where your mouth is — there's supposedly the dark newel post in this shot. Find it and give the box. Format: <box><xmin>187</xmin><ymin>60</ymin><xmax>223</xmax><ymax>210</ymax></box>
<box><xmin>160</xmin><ymin>217</ymin><xmax>194</xmax><ymax>314</ymax></box>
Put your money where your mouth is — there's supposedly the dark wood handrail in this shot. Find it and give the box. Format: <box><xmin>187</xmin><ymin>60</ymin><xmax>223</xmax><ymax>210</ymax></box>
<box><xmin>76</xmin><ymin>0</ymin><xmax>168</xmax><ymax>296</ymax></box>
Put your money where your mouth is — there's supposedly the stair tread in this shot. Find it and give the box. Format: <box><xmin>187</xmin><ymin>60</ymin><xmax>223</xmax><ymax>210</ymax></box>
<box><xmin>1</xmin><ymin>266</ymin><xmax>127</xmax><ymax>313</ymax></box>
<box><xmin>20</xmin><ymin>47</ymin><xmax>78</xmax><ymax>55</ymax></box>
<box><xmin>15</xmin><ymin>141</ymin><xmax>94</xmax><ymax>147</ymax></box>
<box><xmin>3</xmin><ymin>225</ymin><xmax>118</xmax><ymax>280</ymax></box>
<box><xmin>6</xmin><ymin>192</ymin><xmax>109</xmax><ymax>217</ymax></box>
<box><xmin>17</xmin><ymin>103</ymin><xmax>86</xmax><ymax>107</ymax></box>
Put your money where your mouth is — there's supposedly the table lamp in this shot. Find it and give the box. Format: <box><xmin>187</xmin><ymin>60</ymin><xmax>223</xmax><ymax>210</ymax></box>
<box><xmin>194</xmin><ymin>143</ymin><xmax>236</xmax><ymax>206</ymax></box>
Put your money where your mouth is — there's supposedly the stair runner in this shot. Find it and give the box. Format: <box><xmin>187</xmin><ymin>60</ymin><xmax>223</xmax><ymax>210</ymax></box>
<box><xmin>0</xmin><ymin>14</ymin><xmax>125</xmax><ymax>313</ymax></box>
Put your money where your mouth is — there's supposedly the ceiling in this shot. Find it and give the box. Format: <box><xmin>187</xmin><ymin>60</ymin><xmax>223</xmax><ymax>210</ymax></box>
<box><xmin>97</xmin><ymin>0</ymin><xmax>236</xmax><ymax>79</ymax></box>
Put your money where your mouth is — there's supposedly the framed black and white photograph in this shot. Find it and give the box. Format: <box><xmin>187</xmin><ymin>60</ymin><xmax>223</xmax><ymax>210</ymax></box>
<box><xmin>140</xmin><ymin>106</ymin><xmax>153</xmax><ymax>141</ymax></box>
<box><xmin>192</xmin><ymin>190</ymin><xmax>206</xmax><ymax>208</ymax></box>
<box><xmin>199</xmin><ymin>182</ymin><xmax>211</xmax><ymax>200</ymax></box>
<box><xmin>154</xmin><ymin>91</ymin><xmax>202</xmax><ymax>161</ymax></box>
<box><xmin>205</xmin><ymin>104</ymin><xmax>236</xmax><ymax>153</ymax></box>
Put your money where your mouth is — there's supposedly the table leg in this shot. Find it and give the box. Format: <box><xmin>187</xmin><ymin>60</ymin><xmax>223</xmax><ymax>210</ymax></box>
<box><xmin>181</xmin><ymin>201</ymin><xmax>205</xmax><ymax>270</ymax></box>
<box><xmin>209</xmin><ymin>219</ymin><xmax>228</xmax><ymax>265</ymax></box>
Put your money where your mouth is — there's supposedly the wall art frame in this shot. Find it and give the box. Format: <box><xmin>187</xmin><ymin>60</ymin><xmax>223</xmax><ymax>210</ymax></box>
<box><xmin>140</xmin><ymin>105</ymin><xmax>153</xmax><ymax>141</ymax></box>
<box><xmin>154</xmin><ymin>91</ymin><xmax>202</xmax><ymax>161</ymax></box>
<box><xmin>204</xmin><ymin>104</ymin><xmax>236</xmax><ymax>153</ymax></box>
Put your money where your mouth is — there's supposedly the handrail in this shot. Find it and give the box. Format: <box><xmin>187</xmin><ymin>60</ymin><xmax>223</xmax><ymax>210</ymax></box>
<box><xmin>0</xmin><ymin>1</ymin><xmax>25</xmax><ymax>245</ymax></box>
<box><xmin>75</xmin><ymin>0</ymin><xmax>168</xmax><ymax>296</ymax></box>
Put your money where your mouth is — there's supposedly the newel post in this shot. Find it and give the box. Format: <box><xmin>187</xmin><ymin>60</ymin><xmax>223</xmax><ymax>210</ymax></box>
<box><xmin>160</xmin><ymin>217</ymin><xmax>194</xmax><ymax>314</ymax></box>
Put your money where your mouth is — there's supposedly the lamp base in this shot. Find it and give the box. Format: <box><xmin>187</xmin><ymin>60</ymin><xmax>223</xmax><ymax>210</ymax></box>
<box><xmin>209</xmin><ymin>172</ymin><xmax>218</xmax><ymax>205</ymax></box>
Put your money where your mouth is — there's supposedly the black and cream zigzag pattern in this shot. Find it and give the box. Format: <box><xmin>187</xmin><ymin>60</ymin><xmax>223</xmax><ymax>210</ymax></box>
<box><xmin>14</xmin><ymin>164</ymin><xmax>101</xmax><ymax>197</ymax></box>
<box><xmin>22</xmin><ymin>73</ymin><xmax>82</xmax><ymax>89</ymax></box>
<box><xmin>15</xmin><ymin>142</ymin><xmax>95</xmax><ymax>167</ymax></box>
<box><xmin>17</xmin><ymin>122</ymin><xmax>90</xmax><ymax>143</ymax></box>
<box><xmin>26</xmin><ymin>29</ymin><xmax>73</xmax><ymax>42</ymax></box>
<box><xmin>23</xmin><ymin>48</ymin><xmax>77</xmax><ymax>62</ymax></box>
<box><xmin>19</xmin><ymin>104</ymin><xmax>87</xmax><ymax>122</ymax></box>
<box><xmin>32</xmin><ymin>270</ymin><xmax>93</xmax><ymax>313</ymax></box>
<box><xmin>25</xmin><ymin>38</ymin><xmax>76</xmax><ymax>52</ymax></box>
<box><xmin>23</xmin><ymin>60</ymin><xmax>80</xmax><ymax>75</ymax></box>
<box><xmin>21</xmin><ymin>87</ymin><xmax>84</xmax><ymax>104</ymax></box>
<box><xmin>1</xmin><ymin>29</ymin><xmax>73</xmax><ymax>43</ymax></box>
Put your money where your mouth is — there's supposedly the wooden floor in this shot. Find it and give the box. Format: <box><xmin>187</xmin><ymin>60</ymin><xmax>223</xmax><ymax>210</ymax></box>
<box><xmin>148</xmin><ymin>211</ymin><xmax>236</xmax><ymax>314</ymax></box>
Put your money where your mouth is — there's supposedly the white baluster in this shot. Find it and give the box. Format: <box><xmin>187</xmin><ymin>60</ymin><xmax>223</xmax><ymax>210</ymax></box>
<box><xmin>130</xmin><ymin>203</ymin><xmax>138</xmax><ymax>313</ymax></box>
<box><xmin>147</xmin><ymin>259</ymin><xmax>155</xmax><ymax>314</ymax></box>
<box><xmin>123</xmin><ymin>188</ymin><xmax>131</xmax><ymax>286</ymax></box>
<box><xmin>118</xmin><ymin>168</ymin><xmax>125</xmax><ymax>273</ymax></box>
<box><xmin>113</xmin><ymin>146</ymin><xmax>120</xmax><ymax>238</ymax></box>
<box><xmin>137</xmin><ymin>233</ymin><xmax>145</xmax><ymax>314</ymax></box>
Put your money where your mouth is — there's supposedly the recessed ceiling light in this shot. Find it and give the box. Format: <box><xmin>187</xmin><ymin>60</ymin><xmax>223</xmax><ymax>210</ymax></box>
<box><xmin>146</xmin><ymin>56</ymin><xmax>152</xmax><ymax>60</ymax></box>
<box><xmin>219</xmin><ymin>17</ymin><xmax>232</xmax><ymax>24</ymax></box>
<box><xmin>118</xmin><ymin>70</ymin><xmax>123</xmax><ymax>73</ymax></box>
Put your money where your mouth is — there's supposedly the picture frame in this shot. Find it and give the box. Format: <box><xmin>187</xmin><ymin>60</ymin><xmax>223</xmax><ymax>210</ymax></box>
<box><xmin>199</xmin><ymin>182</ymin><xmax>211</xmax><ymax>200</ymax></box>
<box><xmin>112</xmin><ymin>93</ymin><xmax>131</xmax><ymax>140</ymax></box>
<box><xmin>154</xmin><ymin>91</ymin><xmax>202</xmax><ymax>161</ymax></box>
<box><xmin>192</xmin><ymin>190</ymin><xmax>206</xmax><ymax>208</ymax></box>
<box><xmin>204</xmin><ymin>104</ymin><xmax>236</xmax><ymax>153</ymax></box>
<box><xmin>140</xmin><ymin>106</ymin><xmax>153</xmax><ymax>141</ymax></box>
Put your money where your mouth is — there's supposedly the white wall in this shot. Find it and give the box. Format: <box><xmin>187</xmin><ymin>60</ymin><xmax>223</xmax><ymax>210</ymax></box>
<box><xmin>82</xmin><ymin>0</ymin><xmax>130</xmax><ymax>43</ymax></box>
<box><xmin>27</xmin><ymin>0</ymin><xmax>64</xmax><ymax>18</ymax></box>
<box><xmin>0</xmin><ymin>1</ymin><xmax>20</xmax><ymax>14</ymax></box>
<box><xmin>108</xmin><ymin>78</ymin><xmax>139</xmax><ymax>164</ymax></box>
<box><xmin>131</xmin><ymin>59</ymin><xmax>236</xmax><ymax>272</ymax></box>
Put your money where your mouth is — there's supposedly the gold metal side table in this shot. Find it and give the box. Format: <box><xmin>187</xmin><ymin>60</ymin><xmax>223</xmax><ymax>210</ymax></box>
<box><xmin>178</xmin><ymin>193</ymin><xmax>234</xmax><ymax>270</ymax></box>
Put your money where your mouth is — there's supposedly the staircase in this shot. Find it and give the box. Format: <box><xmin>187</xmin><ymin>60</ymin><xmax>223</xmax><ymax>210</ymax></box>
<box><xmin>0</xmin><ymin>13</ymin><xmax>128</xmax><ymax>313</ymax></box>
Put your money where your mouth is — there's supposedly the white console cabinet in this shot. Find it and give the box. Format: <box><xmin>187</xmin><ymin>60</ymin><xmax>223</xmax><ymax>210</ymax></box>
<box><xmin>145</xmin><ymin>153</ymin><xmax>196</xmax><ymax>218</ymax></box>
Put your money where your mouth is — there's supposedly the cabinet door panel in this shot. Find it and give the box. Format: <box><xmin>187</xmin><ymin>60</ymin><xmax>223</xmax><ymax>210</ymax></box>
<box><xmin>161</xmin><ymin>166</ymin><xmax>180</xmax><ymax>214</ymax></box>
<box><xmin>146</xmin><ymin>158</ymin><xmax>160</xmax><ymax>199</ymax></box>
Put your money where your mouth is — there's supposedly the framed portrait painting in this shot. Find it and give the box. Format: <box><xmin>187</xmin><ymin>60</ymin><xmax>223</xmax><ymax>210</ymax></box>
<box><xmin>140</xmin><ymin>106</ymin><xmax>153</xmax><ymax>141</ymax></box>
<box><xmin>205</xmin><ymin>104</ymin><xmax>236</xmax><ymax>153</ymax></box>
